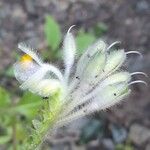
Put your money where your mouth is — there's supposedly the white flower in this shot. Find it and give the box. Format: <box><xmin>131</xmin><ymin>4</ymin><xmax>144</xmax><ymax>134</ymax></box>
<box><xmin>13</xmin><ymin>26</ymin><xmax>147</xmax><ymax>128</ymax></box>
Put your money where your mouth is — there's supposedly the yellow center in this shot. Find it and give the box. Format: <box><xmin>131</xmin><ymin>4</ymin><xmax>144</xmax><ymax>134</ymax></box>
<box><xmin>20</xmin><ymin>54</ymin><xmax>33</xmax><ymax>62</ymax></box>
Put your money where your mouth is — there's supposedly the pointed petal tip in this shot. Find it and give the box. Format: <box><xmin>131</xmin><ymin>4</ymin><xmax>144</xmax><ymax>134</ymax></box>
<box><xmin>67</xmin><ymin>25</ymin><xmax>76</xmax><ymax>34</ymax></box>
<box><xmin>107</xmin><ymin>41</ymin><xmax>121</xmax><ymax>51</ymax></box>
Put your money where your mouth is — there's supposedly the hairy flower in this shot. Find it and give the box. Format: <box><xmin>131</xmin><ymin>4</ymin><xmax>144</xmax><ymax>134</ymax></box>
<box><xmin>13</xmin><ymin>26</ymin><xmax>147</xmax><ymax>148</ymax></box>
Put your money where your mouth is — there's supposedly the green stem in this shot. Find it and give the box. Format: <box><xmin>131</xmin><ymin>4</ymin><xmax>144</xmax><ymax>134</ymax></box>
<box><xmin>12</xmin><ymin>97</ymin><xmax>17</xmax><ymax>150</ymax></box>
<box><xmin>23</xmin><ymin>92</ymin><xmax>62</xmax><ymax>150</ymax></box>
<box><xmin>12</xmin><ymin>122</ymin><xmax>17</xmax><ymax>150</ymax></box>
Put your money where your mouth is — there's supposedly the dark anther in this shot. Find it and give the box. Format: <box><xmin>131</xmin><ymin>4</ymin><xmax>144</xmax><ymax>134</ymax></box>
<box><xmin>42</xmin><ymin>97</ymin><xmax>49</xmax><ymax>100</ymax></box>
<box><xmin>76</xmin><ymin>76</ymin><xmax>80</xmax><ymax>79</ymax></box>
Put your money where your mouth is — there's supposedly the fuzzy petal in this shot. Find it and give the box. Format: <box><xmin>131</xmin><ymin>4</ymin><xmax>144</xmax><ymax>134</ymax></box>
<box><xmin>20</xmin><ymin>67</ymin><xmax>48</xmax><ymax>90</ymax></box>
<box><xmin>19</xmin><ymin>63</ymin><xmax>64</xmax><ymax>97</ymax></box>
<box><xmin>66</xmin><ymin>71</ymin><xmax>131</xmax><ymax>116</ymax></box>
<box><xmin>13</xmin><ymin>61</ymin><xmax>39</xmax><ymax>83</ymax></box>
<box><xmin>69</xmin><ymin>40</ymin><xmax>106</xmax><ymax>92</ymax></box>
<box><xmin>75</xmin><ymin>40</ymin><xmax>106</xmax><ymax>77</ymax></box>
<box><xmin>18</xmin><ymin>43</ymin><xmax>43</xmax><ymax>65</ymax></box>
<box><xmin>31</xmin><ymin>79</ymin><xmax>62</xmax><ymax>97</ymax></box>
<box><xmin>63</xmin><ymin>27</ymin><xmax>76</xmax><ymax>83</ymax></box>
<box><xmin>104</xmin><ymin>50</ymin><xmax>126</xmax><ymax>73</ymax></box>
<box><xmin>83</xmin><ymin>52</ymin><xmax>105</xmax><ymax>80</ymax></box>
<box><xmin>90</xmin><ymin>83</ymin><xmax>130</xmax><ymax>110</ymax></box>
<box><xmin>97</xmin><ymin>72</ymin><xmax>131</xmax><ymax>88</ymax></box>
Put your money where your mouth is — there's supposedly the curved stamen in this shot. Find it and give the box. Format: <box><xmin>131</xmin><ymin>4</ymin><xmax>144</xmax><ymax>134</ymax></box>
<box><xmin>107</xmin><ymin>41</ymin><xmax>121</xmax><ymax>51</ymax></box>
<box><xmin>129</xmin><ymin>80</ymin><xmax>147</xmax><ymax>86</ymax></box>
<box><xmin>67</xmin><ymin>25</ymin><xmax>76</xmax><ymax>34</ymax></box>
<box><xmin>126</xmin><ymin>51</ymin><xmax>143</xmax><ymax>58</ymax></box>
<box><xmin>131</xmin><ymin>72</ymin><xmax>148</xmax><ymax>77</ymax></box>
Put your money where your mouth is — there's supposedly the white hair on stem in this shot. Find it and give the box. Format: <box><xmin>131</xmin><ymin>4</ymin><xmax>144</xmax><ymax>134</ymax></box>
<box><xmin>55</xmin><ymin>89</ymin><xmax>130</xmax><ymax>128</ymax></box>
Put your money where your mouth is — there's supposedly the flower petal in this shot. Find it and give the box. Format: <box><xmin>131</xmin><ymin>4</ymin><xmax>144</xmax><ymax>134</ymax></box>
<box><xmin>104</xmin><ymin>49</ymin><xmax>126</xmax><ymax>73</ymax></box>
<box><xmin>13</xmin><ymin>61</ymin><xmax>39</xmax><ymax>83</ymax></box>
<box><xmin>69</xmin><ymin>40</ymin><xmax>106</xmax><ymax>92</ymax></box>
<box><xmin>82</xmin><ymin>51</ymin><xmax>106</xmax><ymax>82</ymax></box>
<box><xmin>90</xmin><ymin>83</ymin><xmax>130</xmax><ymax>110</ymax></box>
<box><xmin>18</xmin><ymin>43</ymin><xmax>43</xmax><ymax>65</ymax></box>
<box><xmin>20</xmin><ymin>67</ymin><xmax>48</xmax><ymax>90</ymax></box>
<box><xmin>55</xmin><ymin>83</ymin><xmax>130</xmax><ymax>128</ymax></box>
<box><xmin>75</xmin><ymin>40</ymin><xmax>106</xmax><ymax>78</ymax></box>
<box><xmin>19</xmin><ymin>63</ymin><xmax>64</xmax><ymax>97</ymax></box>
<box><xmin>31</xmin><ymin>79</ymin><xmax>62</xmax><ymax>97</ymax></box>
<box><xmin>63</xmin><ymin>27</ymin><xmax>76</xmax><ymax>83</ymax></box>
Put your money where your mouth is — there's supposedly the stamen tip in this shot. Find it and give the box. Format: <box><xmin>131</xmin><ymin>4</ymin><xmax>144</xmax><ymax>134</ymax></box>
<box><xmin>67</xmin><ymin>25</ymin><xmax>76</xmax><ymax>34</ymax></box>
<box><xmin>126</xmin><ymin>51</ymin><xmax>143</xmax><ymax>59</ymax></box>
<box><xmin>129</xmin><ymin>80</ymin><xmax>148</xmax><ymax>87</ymax></box>
<box><xmin>131</xmin><ymin>72</ymin><xmax>148</xmax><ymax>78</ymax></box>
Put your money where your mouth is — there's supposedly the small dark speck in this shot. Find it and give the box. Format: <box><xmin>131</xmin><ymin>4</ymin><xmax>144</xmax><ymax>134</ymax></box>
<box><xmin>114</xmin><ymin>93</ymin><xmax>116</xmax><ymax>96</ymax></box>
<box><xmin>76</xmin><ymin>76</ymin><xmax>80</xmax><ymax>79</ymax></box>
<box><xmin>95</xmin><ymin>75</ymin><xmax>98</xmax><ymax>78</ymax></box>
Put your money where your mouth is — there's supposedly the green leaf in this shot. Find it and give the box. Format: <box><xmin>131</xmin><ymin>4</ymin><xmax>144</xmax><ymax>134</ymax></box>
<box><xmin>76</xmin><ymin>30</ymin><xmax>96</xmax><ymax>56</ymax></box>
<box><xmin>93</xmin><ymin>22</ymin><xmax>108</xmax><ymax>37</ymax></box>
<box><xmin>5</xmin><ymin>66</ymin><xmax>14</xmax><ymax>77</ymax></box>
<box><xmin>0</xmin><ymin>115</ymin><xmax>12</xmax><ymax>126</ymax></box>
<box><xmin>16</xmin><ymin>123</ymin><xmax>28</xmax><ymax>141</ymax></box>
<box><xmin>0</xmin><ymin>135</ymin><xmax>11</xmax><ymax>145</ymax></box>
<box><xmin>0</xmin><ymin>127</ymin><xmax>12</xmax><ymax>145</ymax></box>
<box><xmin>16</xmin><ymin>92</ymin><xmax>43</xmax><ymax>119</ymax></box>
<box><xmin>0</xmin><ymin>87</ymin><xmax>10</xmax><ymax>107</ymax></box>
<box><xmin>23</xmin><ymin>91</ymin><xmax>63</xmax><ymax>150</ymax></box>
<box><xmin>44</xmin><ymin>15</ymin><xmax>62</xmax><ymax>50</ymax></box>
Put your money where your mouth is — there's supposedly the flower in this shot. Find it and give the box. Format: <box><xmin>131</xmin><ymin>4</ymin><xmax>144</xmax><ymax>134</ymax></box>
<box><xmin>13</xmin><ymin>26</ymin><xmax>147</xmax><ymax>128</ymax></box>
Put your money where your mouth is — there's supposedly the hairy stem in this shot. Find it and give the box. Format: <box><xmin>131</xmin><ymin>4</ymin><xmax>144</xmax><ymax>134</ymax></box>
<box><xmin>23</xmin><ymin>92</ymin><xmax>62</xmax><ymax>150</ymax></box>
